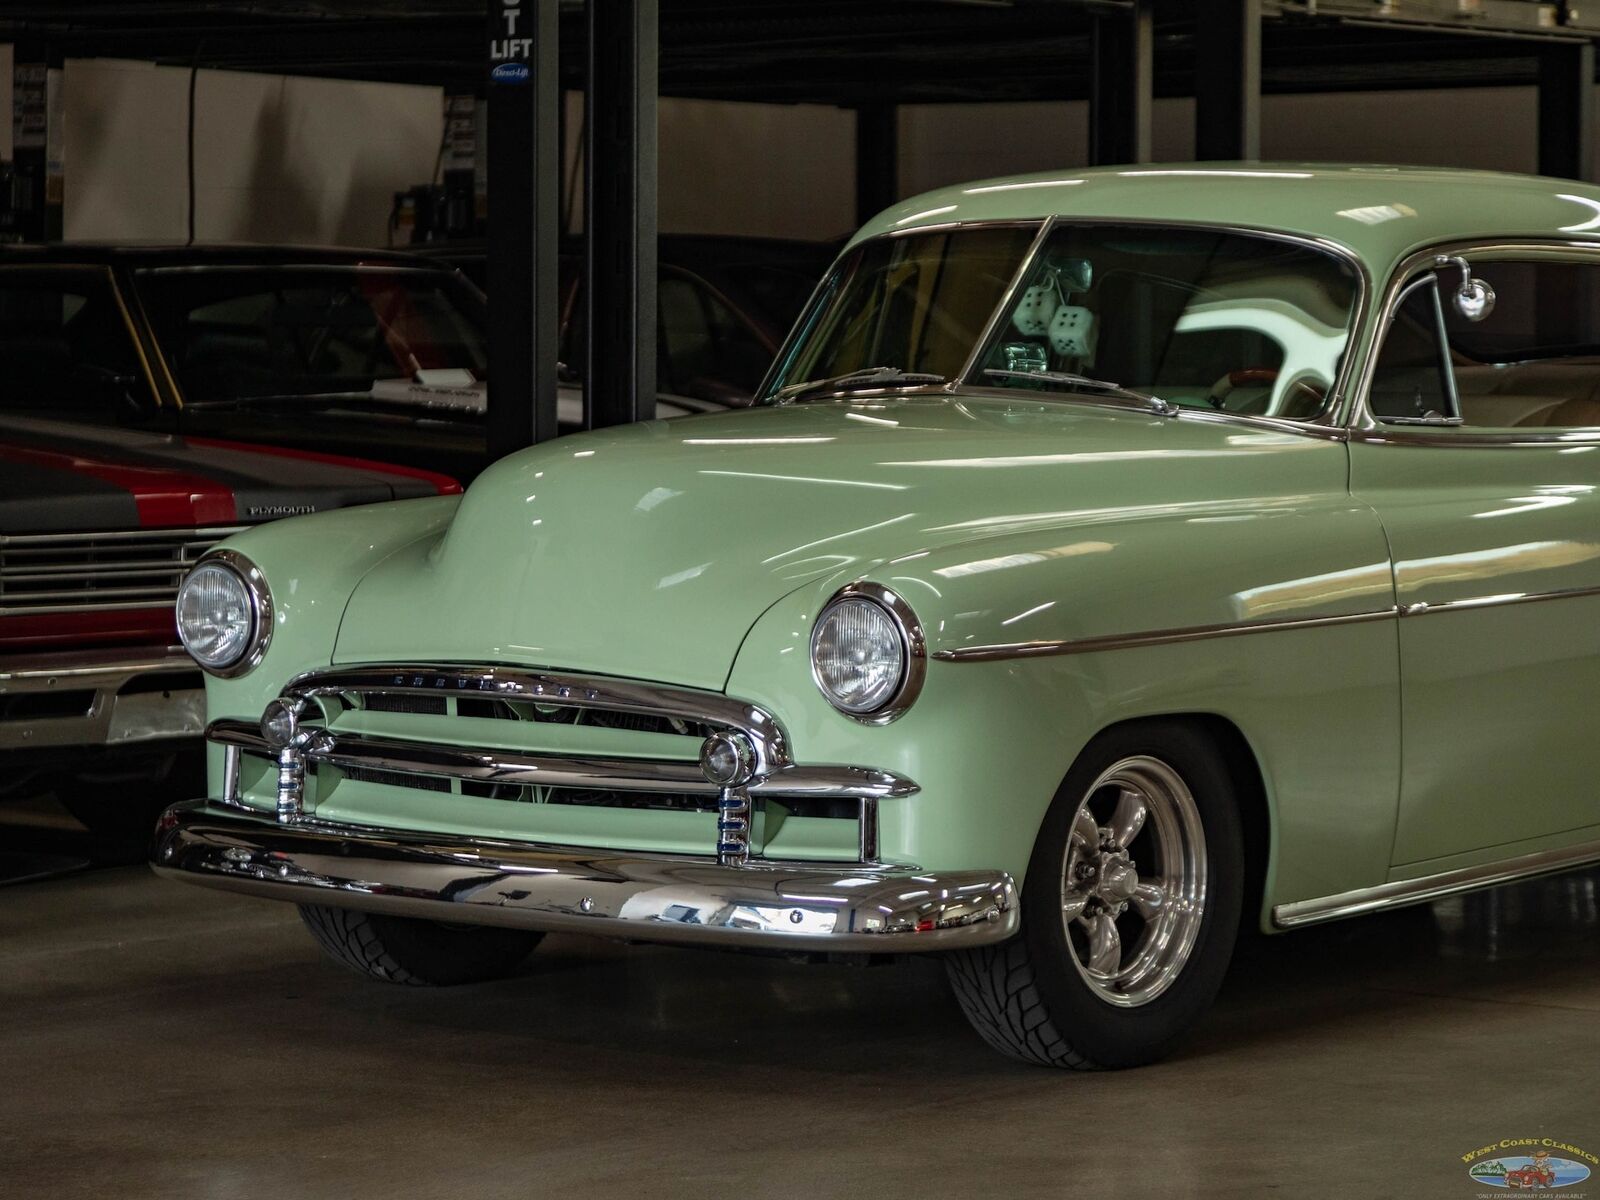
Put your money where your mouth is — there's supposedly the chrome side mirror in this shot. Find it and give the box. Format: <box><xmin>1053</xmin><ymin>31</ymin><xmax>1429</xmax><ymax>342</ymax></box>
<box><xmin>1436</xmin><ymin>254</ymin><xmax>1496</xmax><ymax>322</ymax></box>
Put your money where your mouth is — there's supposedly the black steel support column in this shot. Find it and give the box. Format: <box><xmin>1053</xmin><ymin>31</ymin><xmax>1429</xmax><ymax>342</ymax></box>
<box><xmin>1195</xmin><ymin>0</ymin><xmax>1261</xmax><ymax>161</ymax></box>
<box><xmin>486</xmin><ymin>0</ymin><xmax>560</xmax><ymax>456</ymax></box>
<box><xmin>1538</xmin><ymin>41</ymin><xmax>1595</xmax><ymax>182</ymax></box>
<box><xmin>584</xmin><ymin>0</ymin><xmax>658</xmax><ymax>430</ymax></box>
<box><xmin>855</xmin><ymin>105</ymin><xmax>897</xmax><ymax>226</ymax></box>
<box><xmin>1089</xmin><ymin>0</ymin><xmax>1153</xmax><ymax>166</ymax></box>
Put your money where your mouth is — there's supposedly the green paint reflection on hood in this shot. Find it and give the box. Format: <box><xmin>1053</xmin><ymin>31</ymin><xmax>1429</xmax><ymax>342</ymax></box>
<box><xmin>332</xmin><ymin>395</ymin><xmax>1324</xmax><ymax>689</ymax></box>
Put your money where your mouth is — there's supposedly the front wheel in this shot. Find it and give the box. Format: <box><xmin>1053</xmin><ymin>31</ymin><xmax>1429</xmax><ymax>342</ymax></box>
<box><xmin>299</xmin><ymin>905</ymin><xmax>544</xmax><ymax>986</ymax></box>
<box><xmin>946</xmin><ymin>721</ymin><xmax>1244</xmax><ymax>1069</ymax></box>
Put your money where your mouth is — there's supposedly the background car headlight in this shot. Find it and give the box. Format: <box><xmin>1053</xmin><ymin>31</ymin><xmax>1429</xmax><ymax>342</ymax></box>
<box><xmin>810</xmin><ymin>586</ymin><xmax>924</xmax><ymax>721</ymax></box>
<box><xmin>176</xmin><ymin>555</ymin><xmax>271</xmax><ymax>675</ymax></box>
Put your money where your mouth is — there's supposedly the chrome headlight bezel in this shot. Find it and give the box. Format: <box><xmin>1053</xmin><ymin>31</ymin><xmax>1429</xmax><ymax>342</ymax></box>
<box><xmin>809</xmin><ymin>582</ymin><xmax>926</xmax><ymax>725</ymax></box>
<box><xmin>176</xmin><ymin>549</ymin><xmax>274</xmax><ymax>678</ymax></box>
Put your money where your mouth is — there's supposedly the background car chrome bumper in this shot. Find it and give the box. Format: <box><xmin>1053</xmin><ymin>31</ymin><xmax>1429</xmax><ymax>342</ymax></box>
<box><xmin>151</xmin><ymin>800</ymin><xmax>1020</xmax><ymax>953</ymax></box>
<box><xmin>0</xmin><ymin>646</ymin><xmax>203</xmax><ymax>751</ymax></box>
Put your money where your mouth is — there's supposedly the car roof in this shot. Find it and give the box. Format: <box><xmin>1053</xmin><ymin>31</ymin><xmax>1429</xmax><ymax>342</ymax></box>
<box><xmin>853</xmin><ymin>163</ymin><xmax>1600</xmax><ymax>276</ymax></box>
<box><xmin>0</xmin><ymin>242</ymin><xmax>446</xmax><ymax>270</ymax></box>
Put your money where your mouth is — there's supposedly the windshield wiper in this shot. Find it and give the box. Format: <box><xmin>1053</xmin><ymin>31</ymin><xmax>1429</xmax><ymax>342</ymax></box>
<box><xmin>775</xmin><ymin>366</ymin><xmax>947</xmax><ymax>403</ymax></box>
<box><xmin>981</xmin><ymin>369</ymin><xmax>1178</xmax><ymax>416</ymax></box>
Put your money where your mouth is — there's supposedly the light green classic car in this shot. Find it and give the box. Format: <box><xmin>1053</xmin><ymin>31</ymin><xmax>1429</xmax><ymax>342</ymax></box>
<box><xmin>154</xmin><ymin>164</ymin><xmax>1600</xmax><ymax>1068</ymax></box>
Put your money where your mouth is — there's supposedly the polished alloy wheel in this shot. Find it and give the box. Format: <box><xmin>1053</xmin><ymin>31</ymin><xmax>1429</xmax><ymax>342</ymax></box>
<box><xmin>1060</xmin><ymin>755</ymin><xmax>1207</xmax><ymax>1008</ymax></box>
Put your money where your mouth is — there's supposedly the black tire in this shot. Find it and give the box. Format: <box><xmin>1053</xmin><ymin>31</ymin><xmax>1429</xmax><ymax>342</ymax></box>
<box><xmin>946</xmin><ymin>720</ymin><xmax>1245</xmax><ymax>1069</ymax></box>
<box><xmin>55</xmin><ymin>745</ymin><xmax>204</xmax><ymax>859</ymax></box>
<box><xmin>298</xmin><ymin>904</ymin><xmax>544</xmax><ymax>986</ymax></box>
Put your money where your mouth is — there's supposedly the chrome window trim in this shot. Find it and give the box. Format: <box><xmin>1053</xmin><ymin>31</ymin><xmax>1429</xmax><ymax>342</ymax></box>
<box><xmin>1273</xmin><ymin>833</ymin><xmax>1600</xmax><ymax>928</ymax></box>
<box><xmin>134</xmin><ymin>263</ymin><xmax>453</xmax><ymax>277</ymax></box>
<box><xmin>1349</xmin><ymin>237</ymin><xmax>1600</xmax><ymax>444</ymax></box>
<box><xmin>755</xmin><ymin>216</ymin><xmax>1370</xmax><ymax>439</ymax></box>
<box><xmin>951</xmin><ymin>216</ymin><xmax>1371</xmax><ymax>435</ymax></box>
<box><xmin>810</xmin><ymin>582</ymin><xmax>928</xmax><ymax>725</ymax></box>
<box><xmin>184</xmin><ymin>548</ymin><xmax>274</xmax><ymax>679</ymax></box>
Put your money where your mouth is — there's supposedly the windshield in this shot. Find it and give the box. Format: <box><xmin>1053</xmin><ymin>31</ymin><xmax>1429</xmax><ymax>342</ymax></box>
<box><xmin>765</xmin><ymin>223</ymin><xmax>1361</xmax><ymax>420</ymax></box>
<box><xmin>135</xmin><ymin>266</ymin><xmax>489</xmax><ymax>414</ymax></box>
<box><xmin>766</xmin><ymin>224</ymin><xmax>1040</xmax><ymax>393</ymax></box>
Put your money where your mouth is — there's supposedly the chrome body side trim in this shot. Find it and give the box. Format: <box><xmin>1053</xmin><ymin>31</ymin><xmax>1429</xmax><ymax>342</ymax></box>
<box><xmin>934</xmin><ymin>607</ymin><xmax>1399</xmax><ymax>663</ymax></box>
<box><xmin>1</xmin><ymin>646</ymin><xmax>202</xmax><ymax>750</ymax></box>
<box><xmin>938</xmin><ymin>573</ymin><xmax>1600</xmax><ymax>662</ymax></box>
<box><xmin>206</xmin><ymin>718</ymin><xmax>919</xmax><ymax>800</ymax></box>
<box><xmin>151</xmin><ymin>800</ymin><xmax>1019</xmax><ymax>954</ymax></box>
<box><xmin>1273</xmin><ymin>836</ymin><xmax>1600</xmax><ymax>928</ymax></box>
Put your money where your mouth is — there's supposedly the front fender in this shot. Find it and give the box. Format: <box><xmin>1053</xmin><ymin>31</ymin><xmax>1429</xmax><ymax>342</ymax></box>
<box><xmin>728</xmin><ymin>481</ymin><xmax>1401</xmax><ymax>922</ymax></box>
<box><xmin>199</xmin><ymin>494</ymin><xmax>461</xmax><ymax>744</ymax></box>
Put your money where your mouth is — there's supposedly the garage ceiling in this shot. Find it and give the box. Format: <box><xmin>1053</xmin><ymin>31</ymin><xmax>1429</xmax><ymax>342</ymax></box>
<box><xmin>0</xmin><ymin>0</ymin><xmax>1595</xmax><ymax>103</ymax></box>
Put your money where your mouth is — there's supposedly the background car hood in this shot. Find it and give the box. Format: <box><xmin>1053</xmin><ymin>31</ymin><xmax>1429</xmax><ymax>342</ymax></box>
<box><xmin>0</xmin><ymin>415</ymin><xmax>457</xmax><ymax>533</ymax></box>
<box><xmin>331</xmin><ymin>394</ymin><xmax>1325</xmax><ymax>690</ymax></box>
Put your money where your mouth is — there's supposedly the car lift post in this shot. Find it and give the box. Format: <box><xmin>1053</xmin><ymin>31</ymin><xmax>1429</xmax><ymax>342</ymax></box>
<box><xmin>486</xmin><ymin>0</ymin><xmax>561</xmax><ymax>455</ymax></box>
<box><xmin>1538</xmin><ymin>39</ymin><xmax>1596</xmax><ymax>183</ymax></box>
<box><xmin>1195</xmin><ymin>0</ymin><xmax>1261</xmax><ymax>161</ymax></box>
<box><xmin>585</xmin><ymin>0</ymin><xmax>659</xmax><ymax>430</ymax></box>
<box><xmin>1090</xmin><ymin>0</ymin><xmax>1153</xmax><ymax>166</ymax></box>
<box><xmin>855</xmin><ymin>104</ymin><xmax>898</xmax><ymax>226</ymax></box>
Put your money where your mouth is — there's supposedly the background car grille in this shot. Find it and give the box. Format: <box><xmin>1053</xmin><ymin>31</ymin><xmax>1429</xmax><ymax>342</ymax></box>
<box><xmin>0</xmin><ymin>527</ymin><xmax>247</xmax><ymax>615</ymax></box>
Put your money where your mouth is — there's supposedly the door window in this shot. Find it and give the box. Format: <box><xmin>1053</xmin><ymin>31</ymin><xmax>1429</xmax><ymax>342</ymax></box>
<box><xmin>0</xmin><ymin>268</ymin><xmax>155</xmax><ymax>417</ymax></box>
<box><xmin>1369</xmin><ymin>256</ymin><xmax>1600</xmax><ymax>431</ymax></box>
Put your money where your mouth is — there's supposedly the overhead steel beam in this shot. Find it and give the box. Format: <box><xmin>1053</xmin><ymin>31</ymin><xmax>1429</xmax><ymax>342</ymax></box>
<box><xmin>584</xmin><ymin>0</ymin><xmax>659</xmax><ymax>430</ymax></box>
<box><xmin>855</xmin><ymin>104</ymin><xmax>898</xmax><ymax>226</ymax></box>
<box><xmin>1090</xmin><ymin>0</ymin><xmax>1153</xmax><ymax>165</ymax></box>
<box><xmin>485</xmin><ymin>0</ymin><xmax>560</xmax><ymax>457</ymax></box>
<box><xmin>1538</xmin><ymin>40</ymin><xmax>1595</xmax><ymax>182</ymax></box>
<box><xmin>1195</xmin><ymin>0</ymin><xmax>1262</xmax><ymax>160</ymax></box>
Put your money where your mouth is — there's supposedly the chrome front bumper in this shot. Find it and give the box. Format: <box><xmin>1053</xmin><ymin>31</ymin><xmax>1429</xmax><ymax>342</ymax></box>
<box><xmin>0</xmin><ymin>646</ymin><xmax>203</xmax><ymax>751</ymax></box>
<box><xmin>151</xmin><ymin>800</ymin><xmax>1019</xmax><ymax>953</ymax></box>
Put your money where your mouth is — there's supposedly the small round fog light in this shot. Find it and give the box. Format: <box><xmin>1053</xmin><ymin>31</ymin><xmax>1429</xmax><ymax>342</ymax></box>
<box><xmin>700</xmin><ymin>731</ymin><xmax>756</xmax><ymax>787</ymax></box>
<box><xmin>260</xmin><ymin>698</ymin><xmax>304</xmax><ymax>749</ymax></box>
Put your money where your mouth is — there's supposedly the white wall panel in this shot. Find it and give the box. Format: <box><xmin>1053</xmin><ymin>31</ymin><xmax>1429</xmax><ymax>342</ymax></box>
<box><xmin>62</xmin><ymin>58</ymin><xmax>441</xmax><ymax>246</ymax></box>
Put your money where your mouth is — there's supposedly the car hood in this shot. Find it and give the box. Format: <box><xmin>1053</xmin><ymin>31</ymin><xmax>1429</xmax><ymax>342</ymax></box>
<box><xmin>331</xmin><ymin>394</ymin><xmax>1320</xmax><ymax>690</ymax></box>
<box><xmin>0</xmin><ymin>415</ymin><xmax>457</xmax><ymax>533</ymax></box>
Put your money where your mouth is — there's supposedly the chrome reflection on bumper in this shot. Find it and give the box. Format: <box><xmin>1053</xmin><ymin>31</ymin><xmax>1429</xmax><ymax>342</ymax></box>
<box><xmin>151</xmin><ymin>800</ymin><xmax>1018</xmax><ymax>953</ymax></box>
<box><xmin>0</xmin><ymin>646</ymin><xmax>203</xmax><ymax>750</ymax></box>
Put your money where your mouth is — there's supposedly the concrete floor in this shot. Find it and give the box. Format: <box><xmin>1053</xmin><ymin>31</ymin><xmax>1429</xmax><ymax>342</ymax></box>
<box><xmin>3</xmin><ymin>793</ymin><xmax>1598</xmax><ymax>1200</ymax></box>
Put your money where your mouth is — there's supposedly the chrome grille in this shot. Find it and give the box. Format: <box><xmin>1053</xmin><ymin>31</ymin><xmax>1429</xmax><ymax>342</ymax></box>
<box><xmin>0</xmin><ymin>527</ymin><xmax>247</xmax><ymax>615</ymax></box>
<box><xmin>208</xmin><ymin>664</ymin><xmax>921</xmax><ymax>865</ymax></box>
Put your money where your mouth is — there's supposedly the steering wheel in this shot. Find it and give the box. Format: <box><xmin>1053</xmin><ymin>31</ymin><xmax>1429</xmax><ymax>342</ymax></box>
<box><xmin>1206</xmin><ymin>367</ymin><xmax>1279</xmax><ymax>410</ymax></box>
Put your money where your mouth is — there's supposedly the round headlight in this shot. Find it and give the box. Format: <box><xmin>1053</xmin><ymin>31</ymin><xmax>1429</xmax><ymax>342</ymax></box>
<box><xmin>176</xmin><ymin>556</ymin><xmax>268</xmax><ymax>674</ymax></box>
<box><xmin>810</xmin><ymin>587</ymin><xmax>924</xmax><ymax>721</ymax></box>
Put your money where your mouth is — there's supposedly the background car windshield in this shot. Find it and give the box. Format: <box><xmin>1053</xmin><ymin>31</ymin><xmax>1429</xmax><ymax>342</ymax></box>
<box><xmin>766</xmin><ymin>224</ymin><xmax>1041</xmax><ymax>392</ymax></box>
<box><xmin>972</xmin><ymin>224</ymin><xmax>1360</xmax><ymax>419</ymax></box>
<box><xmin>136</xmin><ymin>267</ymin><xmax>488</xmax><ymax>404</ymax></box>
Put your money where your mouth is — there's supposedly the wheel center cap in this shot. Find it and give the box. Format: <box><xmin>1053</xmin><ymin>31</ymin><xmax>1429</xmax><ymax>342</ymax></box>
<box><xmin>1096</xmin><ymin>856</ymin><xmax>1138</xmax><ymax>903</ymax></box>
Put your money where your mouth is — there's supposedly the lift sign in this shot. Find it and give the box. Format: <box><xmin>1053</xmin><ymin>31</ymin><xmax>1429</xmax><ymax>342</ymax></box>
<box><xmin>490</xmin><ymin>0</ymin><xmax>532</xmax><ymax>84</ymax></box>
